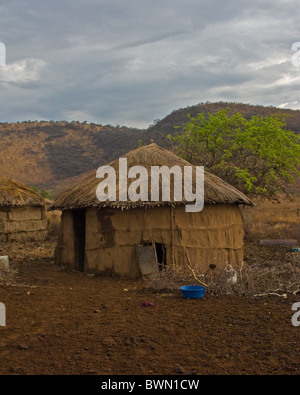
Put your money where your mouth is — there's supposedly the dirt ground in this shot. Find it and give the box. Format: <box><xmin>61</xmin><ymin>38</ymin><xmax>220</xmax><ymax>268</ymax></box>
<box><xmin>0</xmin><ymin>241</ymin><xmax>300</xmax><ymax>375</ymax></box>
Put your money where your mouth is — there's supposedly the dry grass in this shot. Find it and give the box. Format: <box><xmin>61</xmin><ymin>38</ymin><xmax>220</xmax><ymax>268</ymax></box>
<box><xmin>241</xmin><ymin>196</ymin><xmax>300</xmax><ymax>241</ymax></box>
<box><xmin>0</xmin><ymin>265</ymin><xmax>18</xmax><ymax>286</ymax></box>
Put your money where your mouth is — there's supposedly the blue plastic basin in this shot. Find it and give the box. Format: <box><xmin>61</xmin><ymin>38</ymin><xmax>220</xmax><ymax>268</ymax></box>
<box><xmin>180</xmin><ymin>285</ymin><xmax>206</xmax><ymax>299</ymax></box>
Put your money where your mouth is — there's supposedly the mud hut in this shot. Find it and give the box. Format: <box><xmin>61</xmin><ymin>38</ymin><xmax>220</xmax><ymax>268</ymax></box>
<box><xmin>51</xmin><ymin>144</ymin><xmax>253</xmax><ymax>278</ymax></box>
<box><xmin>0</xmin><ymin>175</ymin><xmax>47</xmax><ymax>242</ymax></box>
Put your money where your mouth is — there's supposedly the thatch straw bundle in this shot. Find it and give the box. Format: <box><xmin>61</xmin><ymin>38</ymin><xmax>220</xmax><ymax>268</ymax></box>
<box><xmin>0</xmin><ymin>174</ymin><xmax>45</xmax><ymax>208</ymax></box>
<box><xmin>51</xmin><ymin>143</ymin><xmax>253</xmax><ymax>210</ymax></box>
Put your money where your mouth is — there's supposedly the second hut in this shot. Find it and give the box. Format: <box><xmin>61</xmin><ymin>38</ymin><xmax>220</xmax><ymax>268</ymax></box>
<box><xmin>0</xmin><ymin>174</ymin><xmax>48</xmax><ymax>242</ymax></box>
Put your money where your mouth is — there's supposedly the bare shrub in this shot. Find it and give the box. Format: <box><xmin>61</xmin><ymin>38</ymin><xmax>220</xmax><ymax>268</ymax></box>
<box><xmin>143</xmin><ymin>267</ymin><xmax>192</xmax><ymax>293</ymax></box>
<box><xmin>202</xmin><ymin>259</ymin><xmax>300</xmax><ymax>297</ymax></box>
<box><xmin>143</xmin><ymin>265</ymin><xmax>210</xmax><ymax>293</ymax></box>
<box><xmin>144</xmin><ymin>254</ymin><xmax>300</xmax><ymax>298</ymax></box>
<box><xmin>46</xmin><ymin>210</ymin><xmax>61</xmax><ymax>240</ymax></box>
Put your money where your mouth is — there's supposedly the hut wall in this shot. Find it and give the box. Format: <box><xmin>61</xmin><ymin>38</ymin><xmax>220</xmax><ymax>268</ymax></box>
<box><xmin>59</xmin><ymin>210</ymin><xmax>75</xmax><ymax>269</ymax></box>
<box><xmin>79</xmin><ymin>204</ymin><xmax>244</xmax><ymax>278</ymax></box>
<box><xmin>0</xmin><ymin>206</ymin><xmax>47</xmax><ymax>242</ymax></box>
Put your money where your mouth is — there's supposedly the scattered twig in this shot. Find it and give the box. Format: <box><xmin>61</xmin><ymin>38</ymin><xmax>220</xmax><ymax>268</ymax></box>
<box><xmin>178</xmin><ymin>235</ymin><xmax>208</xmax><ymax>287</ymax></box>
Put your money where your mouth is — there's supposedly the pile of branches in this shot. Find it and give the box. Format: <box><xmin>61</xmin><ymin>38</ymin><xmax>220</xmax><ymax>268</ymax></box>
<box><xmin>204</xmin><ymin>262</ymin><xmax>299</xmax><ymax>297</ymax></box>
<box><xmin>144</xmin><ymin>252</ymin><xmax>300</xmax><ymax>298</ymax></box>
<box><xmin>143</xmin><ymin>266</ymin><xmax>193</xmax><ymax>293</ymax></box>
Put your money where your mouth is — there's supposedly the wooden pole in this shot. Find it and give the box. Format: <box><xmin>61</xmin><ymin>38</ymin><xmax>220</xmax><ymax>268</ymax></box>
<box><xmin>170</xmin><ymin>206</ymin><xmax>175</xmax><ymax>267</ymax></box>
<box><xmin>178</xmin><ymin>232</ymin><xmax>208</xmax><ymax>287</ymax></box>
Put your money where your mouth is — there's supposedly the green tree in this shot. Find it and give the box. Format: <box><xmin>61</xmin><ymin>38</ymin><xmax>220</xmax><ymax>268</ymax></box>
<box><xmin>169</xmin><ymin>109</ymin><xmax>300</xmax><ymax>199</ymax></box>
<box><xmin>31</xmin><ymin>187</ymin><xmax>53</xmax><ymax>200</ymax></box>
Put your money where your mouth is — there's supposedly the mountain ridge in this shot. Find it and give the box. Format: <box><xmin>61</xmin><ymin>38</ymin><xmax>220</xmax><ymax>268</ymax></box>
<box><xmin>0</xmin><ymin>102</ymin><xmax>299</xmax><ymax>195</ymax></box>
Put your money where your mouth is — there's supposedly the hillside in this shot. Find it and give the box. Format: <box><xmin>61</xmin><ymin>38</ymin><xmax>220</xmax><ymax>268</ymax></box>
<box><xmin>0</xmin><ymin>102</ymin><xmax>299</xmax><ymax>195</ymax></box>
<box><xmin>148</xmin><ymin>102</ymin><xmax>300</xmax><ymax>135</ymax></box>
<box><xmin>0</xmin><ymin>121</ymin><xmax>148</xmax><ymax>193</ymax></box>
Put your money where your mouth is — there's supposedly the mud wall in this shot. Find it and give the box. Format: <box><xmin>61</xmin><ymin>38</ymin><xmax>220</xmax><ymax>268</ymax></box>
<box><xmin>0</xmin><ymin>206</ymin><xmax>47</xmax><ymax>242</ymax></box>
<box><xmin>55</xmin><ymin>210</ymin><xmax>75</xmax><ymax>269</ymax></box>
<box><xmin>77</xmin><ymin>204</ymin><xmax>244</xmax><ymax>278</ymax></box>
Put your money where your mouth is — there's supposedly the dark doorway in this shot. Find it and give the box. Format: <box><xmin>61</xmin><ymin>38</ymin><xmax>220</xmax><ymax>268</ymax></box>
<box><xmin>73</xmin><ymin>210</ymin><xmax>86</xmax><ymax>272</ymax></box>
<box><xmin>155</xmin><ymin>243</ymin><xmax>167</xmax><ymax>271</ymax></box>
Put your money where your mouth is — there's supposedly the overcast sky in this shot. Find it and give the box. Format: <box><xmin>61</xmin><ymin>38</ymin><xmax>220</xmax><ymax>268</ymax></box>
<box><xmin>0</xmin><ymin>0</ymin><xmax>299</xmax><ymax>128</ymax></box>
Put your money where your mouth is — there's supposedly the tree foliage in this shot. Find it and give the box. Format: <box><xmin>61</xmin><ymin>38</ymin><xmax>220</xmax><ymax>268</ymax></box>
<box><xmin>169</xmin><ymin>109</ymin><xmax>300</xmax><ymax>199</ymax></box>
<box><xmin>31</xmin><ymin>187</ymin><xmax>53</xmax><ymax>200</ymax></box>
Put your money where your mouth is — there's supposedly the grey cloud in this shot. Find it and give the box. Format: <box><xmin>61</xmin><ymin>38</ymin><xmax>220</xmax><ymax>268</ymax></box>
<box><xmin>0</xmin><ymin>0</ymin><xmax>300</xmax><ymax>127</ymax></box>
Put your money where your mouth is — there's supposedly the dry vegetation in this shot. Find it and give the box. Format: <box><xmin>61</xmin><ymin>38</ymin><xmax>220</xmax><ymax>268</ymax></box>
<box><xmin>241</xmin><ymin>196</ymin><xmax>300</xmax><ymax>241</ymax></box>
<box><xmin>46</xmin><ymin>210</ymin><xmax>61</xmax><ymax>240</ymax></box>
<box><xmin>0</xmin><ymin>121</ymin><xmax>143</xmax><ymax>193</ymax></box>
<box><xmin>144</xmin><ymin>253</ymin><xmax>300</xmax><ymax>298</ymax></box>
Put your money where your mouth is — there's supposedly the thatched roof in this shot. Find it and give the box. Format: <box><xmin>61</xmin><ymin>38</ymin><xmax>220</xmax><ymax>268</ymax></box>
<box><xmin>51</xmin><ymin>143</ymin><xmax>253</xmax><ymax>210</ymax></box>
<box><xmin>0</xmin><ymin>175</ymin><xmax>46</xmax><ymax>208</ymax></box>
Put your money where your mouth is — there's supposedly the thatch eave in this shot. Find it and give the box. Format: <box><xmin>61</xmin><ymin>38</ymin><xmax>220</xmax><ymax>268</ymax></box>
<box><xmin>47</xmin><ymin>202</ymin><xmax>254</xmax><ymax>212</ymax></box>
<box><xmin>50</xmin><ymin>143</ymin><xmax>254</xmax><ymax>211</ymax></box>
<box><xmin>0</xmin><ymin>175</ymin><xmax>46</xmax><ymax>208</ymax></box>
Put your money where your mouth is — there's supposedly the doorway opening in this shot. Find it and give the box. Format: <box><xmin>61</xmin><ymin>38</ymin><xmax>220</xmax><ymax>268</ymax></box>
<box><xmin>73</xmin><ymin>209</ymin><xmax>86</xmax><ymax>272</ymax></box>
<box><xmin>155</xmin><ymin>243</ymin><xmax>167</xmax><ymax>271</ymax></box>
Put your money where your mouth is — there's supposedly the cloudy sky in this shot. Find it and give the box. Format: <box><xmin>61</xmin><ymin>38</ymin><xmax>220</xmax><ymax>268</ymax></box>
<box><xmin>0</xmin><ymin>0</ymin><xmax>299</xmax><ymax>128</ymax></box>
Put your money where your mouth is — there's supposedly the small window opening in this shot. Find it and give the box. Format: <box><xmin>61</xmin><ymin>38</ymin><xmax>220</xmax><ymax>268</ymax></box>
<box><xmin>142</xmin><ymin>241</ymin><xmax>152</xmax><ymax>247</ymax></box>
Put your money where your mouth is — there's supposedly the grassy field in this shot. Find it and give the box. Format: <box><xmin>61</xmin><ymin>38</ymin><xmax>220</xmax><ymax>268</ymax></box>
<box><xmin>241</xmin><ymin>196</ymin><xmax>300</xmax><ymax>242</ymax></box>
